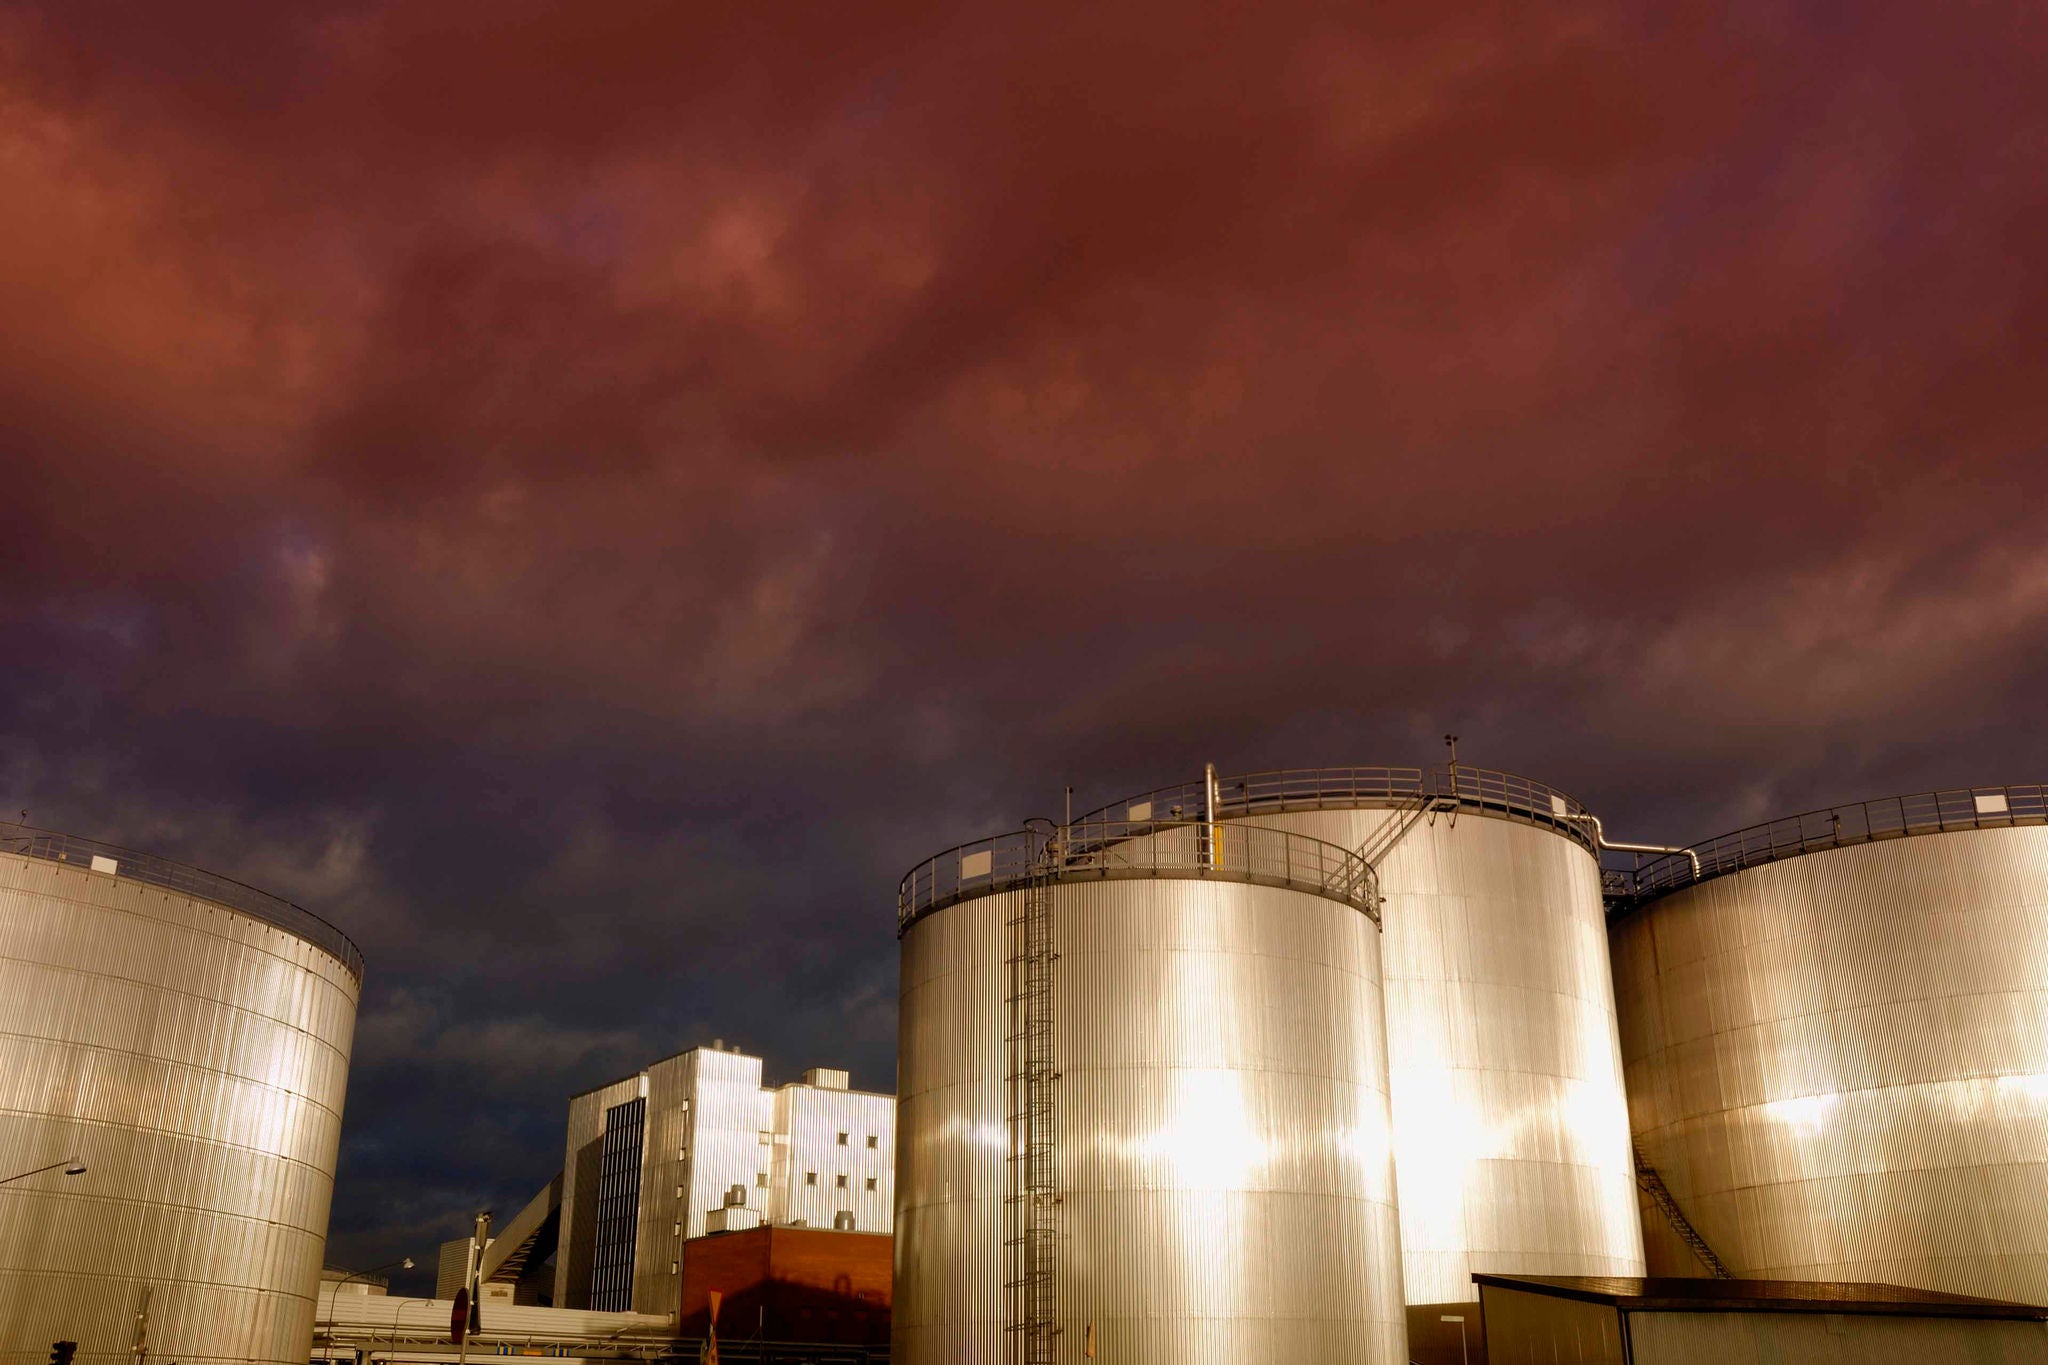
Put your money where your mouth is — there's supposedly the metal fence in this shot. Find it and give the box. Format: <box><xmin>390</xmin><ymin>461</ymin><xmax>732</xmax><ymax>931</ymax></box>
<box><xmin>1608</xmin><ymin>784</ymin><xmax>2048</xmax><ymax>906</ymax></box>
<box><xmin>1075</xmin><ymin>763</ymin><xmax>1598</xmax><ymax>853</ymax></box>
<box><xmin>0</xmin><ymin>822</ymin><xmax>364</xmax><ymax>981</ymax></box>
<box><xmin>898</xmin><ymin>819</ymin><xmax>1377</xmax><ymax>932</ymax></box>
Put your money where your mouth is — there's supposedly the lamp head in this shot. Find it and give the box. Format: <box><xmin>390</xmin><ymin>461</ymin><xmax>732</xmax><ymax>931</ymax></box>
<box><xmin>401</xmin><ymin>1257</ymin><xmax>415</xmax><ymax>1270</ymax></box>
<box><xmin>62</xmin><ymin>1164</ymin><xmax>86</xmax><ymax>1177</ymax></box>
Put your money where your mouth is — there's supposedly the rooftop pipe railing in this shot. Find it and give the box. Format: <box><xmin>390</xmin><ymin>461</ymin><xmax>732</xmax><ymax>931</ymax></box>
<box><xmin>1074</xmin><ymin>763</ymin><xmax>1600</xmax><ymax>856</ymax></box>
<box><xmin>897</xmin><ymin>819</ymin><xmax>1377</xmax><ymax>932</ymax></box>
<box><xmin>0</xmin><ymin>821</ymin><xmax>363</xmax><ymax>981</ymax></box>
<box><xmin>1605</xmin><ymin>783</ymin><xmax>2048</xmax><ymax>908</ymax></box>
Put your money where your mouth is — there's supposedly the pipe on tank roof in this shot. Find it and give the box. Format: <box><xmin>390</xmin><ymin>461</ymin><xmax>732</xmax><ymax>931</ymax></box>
<box><xmin>1573</xmin><ymin>812</ymin><xmax>1701</xmax><ymax>879</ymax></box>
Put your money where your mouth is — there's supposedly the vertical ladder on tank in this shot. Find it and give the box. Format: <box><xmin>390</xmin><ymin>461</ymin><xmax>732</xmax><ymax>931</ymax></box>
<box><xmin>1005</xmin><ymin>824</ymin><xmax>1060</xmax><ymax>1365</ymax></box>
<box><xmin>1633</xmin><ymin>1141</ymin><xmax>1733</xmax><ymax>1278</ymax></box>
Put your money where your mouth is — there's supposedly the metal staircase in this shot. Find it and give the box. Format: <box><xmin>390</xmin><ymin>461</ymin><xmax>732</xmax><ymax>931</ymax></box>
<box><xmin>1005</xmin><ymin>825</ymin><xmax>1060</xmax><ymax>1365</ymax></box>
<box><xmin>1355</xmin><ymin>788</ymin><xmax>1444</xmax><ymax>871</ymax></box>
<box><xmin>1633</xmin><ymin>1142</ymin><xmax>1732</xmax><ymax>1278</ymax></box>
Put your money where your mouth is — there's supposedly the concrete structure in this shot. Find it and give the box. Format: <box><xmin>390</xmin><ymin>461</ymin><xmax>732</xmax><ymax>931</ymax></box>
<box><xmin>1474</xmin><ymin>1274</ymin><xmax>2048</xmax><ymax>1365</ymax></box>
<box><xmin>1092</xmin><ymin>765</ymin><xmax>1645</xmax><ymax>1332</ymax></box>
<box><xmin>677</xmin><ymin>1224</ymin><xmax>890</xmax><ymax>1346</ymax></box>
<box><xmin>895</xmin><ymin>820</ymin><xmax>1406</xmax><ymax>1364</ymax></box>
<box><xmin>0</xmin><ymin>825</ymin><xmax>360</xmax><ymax>1365</ymax></box>
<box><xmin>1609</xmin><ymin>787</ymin><xmax>2048</xmax><ymax>1303</ymax></box>
<box><xmin>553</xmin><ymin>1043</ymin><xmax>893</xmax><ymax>1315</ymax></box>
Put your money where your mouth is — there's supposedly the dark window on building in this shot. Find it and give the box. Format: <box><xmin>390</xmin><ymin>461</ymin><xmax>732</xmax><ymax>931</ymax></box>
<box><xmin>805</xmin><ymin>1171</ymin><xmax>817</xmax><ymax>1186</ymax></box>
<box><xmin>837</xmin><ymin>1131</ymin><xmax>848</xmax><ymax>1145</ymax></box>
<box><xmin>865</xmin><ymin>1177</ymin><xmax>877</xmax><ymax>1191</ymax></box>
<box><xmin>866</xmin><ymin>1134</ymin><xmax>879</xmax><ymax>1149</ymax></box>
<box><xmin>836</xmin><ymin>1174</ymin><xmax>848</xmax><ymax>1189</ymax></box>
<box><xmin>589</xmin><ymin>1096</ymin><xmax>646</xmax><ymax>1311</ymax></box>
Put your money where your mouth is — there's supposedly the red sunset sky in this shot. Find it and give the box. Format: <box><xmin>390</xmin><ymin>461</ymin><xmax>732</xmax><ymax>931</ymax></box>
<box><xmin>4</xmin><ymin>0</ymin><xmax>2045</xmax><ymax>1276</ymax></box>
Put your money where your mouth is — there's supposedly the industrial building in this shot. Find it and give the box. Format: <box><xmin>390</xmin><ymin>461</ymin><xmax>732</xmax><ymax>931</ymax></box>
<box><xmin>0</xmin><ymin>823</ymin><xmax>361</xmax><ymax>1365</ymax></box>
<box><xmin>552</xmin><ymin>1043</ymin><xmax>895</xmax><ymax>1315</ymax></box>
<box><xmin>1608</xmin><ymin>786</ymin><xmax>2048</xmax><ymax>1304</ymax></box>
<box><xmin>893</xmin><ymin>766</ymin><xmax>2048</xmax><ymax>1364</ymax></box>
<box><xmin>1473</xmin><ymin>1274</ymin><xmax>2048</xmax><ymax>1364</ymax></box>
<box><xmin>677</xmin><ymin>1224</ymin><xmax>892</xmax><ymax>1347</ymax></box>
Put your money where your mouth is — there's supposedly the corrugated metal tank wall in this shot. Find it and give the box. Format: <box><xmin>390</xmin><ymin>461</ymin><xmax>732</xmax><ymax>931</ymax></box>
<box><xmin>1236</xmin><ymin>803</ymin><xmax>1646</xmax><ymax>1304</ymax></box>
<box><xmin>0</xmin><ymin>851</ymin><xmax>359</xmax><ymax>1365</ymax></box>
<box><xmin>895</xmin><ymin>874</ymin><xmax>1406</xmax><ymax>1365</ymax></box>
<box><xmin>1610</xmin><ymin>825</ymin><xmax>2048</xmax><ymax>1301</ymax></box>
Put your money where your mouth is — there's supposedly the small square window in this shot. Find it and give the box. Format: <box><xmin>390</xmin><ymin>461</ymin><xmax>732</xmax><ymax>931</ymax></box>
<box><xmin>865</xmin><ymin>1177</ymin><xmax>877</xmax><ymax>1191</ymax></box>
<box><xmin>866</xmin><ymin>1134</ymin><xmax>879</xmax><ymax>1149</ymax></box>
<box><xmin>805</xmin><ymin>1171</ymin><xmax>817</xmax><ymax>1186</ymax></box>
<box><xmin>836</xmin><ymin>1174</ymin><xmax>848</xmax><ymax>1189</ymax></box>
<box><xmin>756</xmin><ymin>1171</ymin><xmax>769</xmax><ymax>1188</ymax></box>
<box><xmin>837</xmin><ymin>1132</ymin><xmax>849</xmax><ymax>1145</ymax></box>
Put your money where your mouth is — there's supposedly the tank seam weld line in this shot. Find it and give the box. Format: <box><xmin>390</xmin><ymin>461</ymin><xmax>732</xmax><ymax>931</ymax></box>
<box><xmin>1636</xmin><ymin>985</ymin><xmax>2044</xmax><ymax>1036</ymax></box>
<box><xmin>0</xmin><ymin>1170</ymin><xmax>340</xmax><ymax>1223</ymax></box>
<box><xmin>0</xmin><ymin>955</ymin><xmax>358</xmax><ymax>1068</ymax></box>
<box><xmin>0</xmin><ymin>1098</ymin><xmax>349</xmax><ymax>1159</ymax></box>
<box><xmin>0</xmin><ymin>1261</ymin><xmax>323</xmax><ymax>1308</ymax></box>
<box><xmin>0</xmin><ymin>876</ymin><xmax>363</xmax><ymax>986</ymax></box>
<box><xmin>0</xmin><ymin>848</ymin><xmax>362</xmax><ymax>978</ymax></box>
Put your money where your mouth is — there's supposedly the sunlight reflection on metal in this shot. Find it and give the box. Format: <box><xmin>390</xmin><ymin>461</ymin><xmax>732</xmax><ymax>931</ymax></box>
<box><xmin>1612</xmin><ymin>821</ymin><xmax>2048</xmax><ymax>1303</ymax></box>
<box><xmin>896</xmin><ymin>868</ymin><xmax>1406</xmax><ymax>1364</ymax></box>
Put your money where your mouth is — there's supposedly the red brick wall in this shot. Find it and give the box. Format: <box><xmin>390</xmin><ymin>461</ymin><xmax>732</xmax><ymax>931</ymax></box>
<box><xmin>678</xmin><ymin>1228</ymin><xmax>891</xmax><ymax>1345</ymax></box>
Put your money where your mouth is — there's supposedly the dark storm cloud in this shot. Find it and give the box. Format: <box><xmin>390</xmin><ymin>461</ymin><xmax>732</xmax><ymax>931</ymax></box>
<box><xmin>4</xmin><ymin>0</ymin><xmax>2047</xmax><ymax>1286</ymax></box>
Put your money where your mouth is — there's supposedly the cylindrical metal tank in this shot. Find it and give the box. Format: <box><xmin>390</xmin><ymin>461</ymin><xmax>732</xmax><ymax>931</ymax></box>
<box><xmin>0</xmin><ymin>826</ymin><xmax>361</xmax><ymax>1365</ymax></box>
<box><xmin>1609</xmin><ymin>786</ymin><xmax>2048</xmax><ymax>1303</ymax></box>
<box><xmin>894</xmin><ymin>822</ymin><xmax>1405</xmax><ymax>1364</ymax></box>
<box><xmin>1095</xmin><ymin>767</ymin><xmax>1646</xmax><ymax>1321</ymax></box>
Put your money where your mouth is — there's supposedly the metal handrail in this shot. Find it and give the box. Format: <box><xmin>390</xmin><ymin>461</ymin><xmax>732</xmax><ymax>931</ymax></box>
<box><xmin>1609</xmin><ymin>784</ymin><xmax>2048</xmax><ymax>907</ymax></box>
<box><xmin>898</xmin><ymin>820</ymin><xmax>1378</xmax><ymax>932</ymax></box>
<box><xmin>1073</xmin><ymin>763</ymin><xmax>1599</xmax><ymax>854</ymax></box>
<box><xmin>0</xmin><ymin>822</ymin><xmax>363</xmax><ymax>981</ymax></box>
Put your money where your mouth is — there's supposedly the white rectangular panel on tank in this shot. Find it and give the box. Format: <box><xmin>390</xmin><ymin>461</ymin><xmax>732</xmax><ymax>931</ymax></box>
<box><xmin>88</xmin><ymin>854</ymin><xmax>118</xmax><ymax>875</ymax></box>
<box><xmin>1976</xmin><ymin>792</ymin><xmax>2011</xmax><ymax>815</ymax></box>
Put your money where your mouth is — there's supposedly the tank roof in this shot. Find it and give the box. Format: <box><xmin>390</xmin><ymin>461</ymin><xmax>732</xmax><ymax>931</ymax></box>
<box><xmin>0</xmin><ymin>821</ymin><xmax>362</xmax><ymax>980</ymax></box>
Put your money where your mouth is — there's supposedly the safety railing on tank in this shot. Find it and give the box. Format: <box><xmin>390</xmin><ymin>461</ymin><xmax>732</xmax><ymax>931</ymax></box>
<box><xmin>1075</xmin><ymin>763</ymin><xmax>1598</xmax><ymax>855</ymax></box>
<box><xmin>0</xmin><ymin>822</ymin><xmax>364</xmax><ymax>980</ymax></box>
<box><xmin>897</xmin><ymin>819</ymin><xmax>1377</xmax><ymax>931</ymax></box>
<box><xmin>1608</xmin><ymin>784</ymin><xmax>2048</xmax><ymax>906</ymax></box>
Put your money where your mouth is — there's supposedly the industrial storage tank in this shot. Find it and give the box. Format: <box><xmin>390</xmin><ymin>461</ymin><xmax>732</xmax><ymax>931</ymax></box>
<box><xmin>894</xmin><ymin>820</ymin><xmax>1406</xmax><ymax>1364</ymax></box>
<box><xmin>1089</xmin><ymin>766</ymin><xmax>1646</xmax><ymax>1333</ymax></box>
<box><xmin>0</xmin><ymin>825</ymin><xmax>361</xmax><ymax>1365</ymax></box>
<box><xmin>1609</xmin><ymin>786</ymin><xmax>2048</xmax><ymax>1304</ymax></box>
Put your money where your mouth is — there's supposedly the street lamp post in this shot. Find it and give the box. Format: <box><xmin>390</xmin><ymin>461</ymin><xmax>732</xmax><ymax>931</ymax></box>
<box><xmin>0</xmin><ymin>1160</ymin><xmax>87</xmax><ymax>1187</ymax></box>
